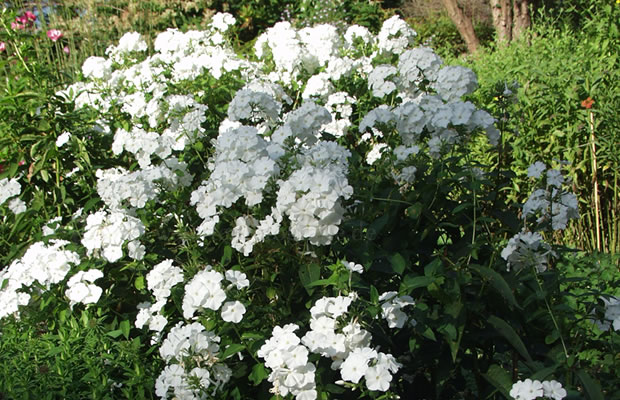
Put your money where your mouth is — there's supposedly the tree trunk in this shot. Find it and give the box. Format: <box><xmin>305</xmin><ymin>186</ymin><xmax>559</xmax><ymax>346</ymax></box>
<box><xmin>490</xmin><ymin>0</ymin><xmax>513</xmax><ymax>43</ymax></box>
<box><xmin>512</xmin><ymin>0</ymin><xmax>531</xmax><ymax>39</ymax></box>
<box><xmin>440</xmin><ymin>0</ymin><xmax>481</xmax><ymax>53</ymax></box>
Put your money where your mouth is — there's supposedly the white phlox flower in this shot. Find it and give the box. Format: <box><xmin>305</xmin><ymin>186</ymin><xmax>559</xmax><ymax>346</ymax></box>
<box><xmin>81</xmin><ymin>210</ymin><xmax>145</xmax><ymax>262</ymax></box>
<box><xmin>0</xmin><ymin>240</ymin><xmax>80</xmax><ymax>319</ymax></box>
<box><xmin>65</xmin><ymin>269</ymin><xmax>104</xmax><ymax>308</ymax></box>
<box><xmin>220</xmin><ymin>300</ymin><xmax>246</xmax><ymax>323</ymax></box>
<box><xmin>377</xmin><ymin>15</ymin><xmax>417</xmax><ymax>55</ymax></box>
<box><xmin>182</xmin><ymin>268</ymin><xmax>226</xmax><ymax>320</ymax></box>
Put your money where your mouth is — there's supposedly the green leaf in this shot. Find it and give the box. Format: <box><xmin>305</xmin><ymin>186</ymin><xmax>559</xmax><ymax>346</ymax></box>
<box><xmin>221</xmin><ymin>343</ymin><xmax>245</xmax><ymax>359</ymax></box>
<box><xmin>470</xmin><ymin>265</ymin><xmax>520</xmax><ymax>309</ymax></box>
<box><xmin>487</xmin><ymin>315</ymin><xmax>533</xmax><ymax>363</ymax></box>
<box><xmin>106</xmin><ymin>329</ymin><xmax>123</xmax><ymax>338</ymax></box>
<box><xmin>120</xmin><ymin>320</ymin><xmax>130</xmax><ymax>340</ymax></box>
<box><xmin>249</xmin><ymin>363</ymin><xmax>268</xmax><ymax>385</ymax></box>
<box><xmin>401</xmin><ymin>274</ymin><xmax>435</xmax><ymax>292</ymax></box>
<box><xmin>576</xmin><ymin>370</ymin><xmax>604</xmax><ymax>400</ymax></box>
<box><xmin>134</xmin><ymin>275</ymin><xmax>145</xmax><ymax>290</ymax></box>
<box><xmin>389</xmin><ymin>253</ymin><xmax>406</xmax><ymax>275</ymax></box>
<box><xmin>405</xmin><ymin>202</ymin><xmax>423</xmax><ymax>219</ymax></box>
<box><xmin>481</xmin><ymin>364</ymin><xmax>512</xmax><ymax>399</ymax></box>
<box><xmin>221</xmin><ymin>246</ymin><xmax>233</xmax><ymax>266</ymax></box>
<box><xmin>298</xmin><ymin>263</ymin><xmax>321</xmax><ymax>294</ymax></box>
<box><xmin>370</xmin><ymin>285</ymin><xmax>379</xmax><ymax>304</ymax></box>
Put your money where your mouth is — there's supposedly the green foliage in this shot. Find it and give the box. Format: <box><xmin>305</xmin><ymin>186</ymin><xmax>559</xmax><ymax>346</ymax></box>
<box><xmin>409</xmin><ymin>14</ymin><xmax>494</xmax><ymax>58</ymax></box>
<box><xmin>455</xmin><ymin>1</ymin><xmax>620</xmax><ymax>252</ymax></box>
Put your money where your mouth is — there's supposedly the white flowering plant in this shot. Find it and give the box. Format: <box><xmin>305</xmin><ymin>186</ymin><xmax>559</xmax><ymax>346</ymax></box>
<box><xmin>0</xmin><ymin>11</ymin><xmax>618</xmax><ymax>400</ymax></box>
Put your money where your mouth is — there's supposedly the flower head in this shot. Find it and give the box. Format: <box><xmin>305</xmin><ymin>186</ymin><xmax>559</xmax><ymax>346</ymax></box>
<box><xmin>0</xmin><ymin>42</ymin><xmax>5</xmax><ymax>52</ymax></box>
<box><xmin>47</xmin><ymin>29</ymin><xmax>63</xmax><ymax>42</ymax></box>
<box><xmin>581</xmin><ymin>97</ymin><xmax>594</xmax><ymax>109</ymax></box>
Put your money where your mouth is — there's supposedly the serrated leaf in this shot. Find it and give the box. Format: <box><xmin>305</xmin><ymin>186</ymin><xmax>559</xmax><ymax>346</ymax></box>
<box><xmin>488</xmin><ymin>315</ymin><xmax>532</xmax><ymax>363</ymax></box>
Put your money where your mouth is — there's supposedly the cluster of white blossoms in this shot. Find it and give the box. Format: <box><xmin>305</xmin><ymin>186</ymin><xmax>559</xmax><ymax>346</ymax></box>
<box><xmin>597</xmin><ymin>295</ymin><xmax>620</xmax><ymax>332</ymax></box>
<box><xmin>259</xmin><ymin>293</ymin><xmax>402</xmax><ymax>397</ymax></box>
<box><xmin>0</xmin><ymin>240</ymin><xmax>80</xmax><ymax>319</ymax></box>
<box><xmin>135</xmin><ymin>259</ymin><xmax>184</xmax><ymax>334</ymax></box>
<box><xmin>378</xmin><ymin>291</ymin><xmax>416</xmax><ymax>329</ymax></box>
<box><xmin>181</xmin><ymin>266</ymin><xmax>248</xmax><ymax>323</ymax></box>
<box><xmin>275</xmin><ymin>142</ymin><xmax>353</xmax><ymax>246</ymax></box>
<box><xmin>376</xmin><ymin>15</ymin><xmax>417</xmax><ymax>55</ymax></box>
<box><xmin>96</xmin><ymin>158</ymin><xmax>192</xmax><ymax>210</ymax></box>
<box><xmin>190</xmin><ymin>125</ymin><xmax>280</xmax><ymax>239</ymax></box>
<box><xmin>258</xmin><ymin>323</ymin><xmax>318</xmax><ymax>400</ymax></box>
<box><xmin>0</xmin><ymin>177</ymin><xmax>26</xmax><ymax>215</ymax></box>
<box><xmin>510</xmin><ymin>378</ymin><xmax>567</xmax><ymax>400</ymax></box>
<box><xmin>81</xmin><ymin>210</ymin><xmax>145</xmax><ymax>262</ymax></box>
<box><xmin>523</xmin><ymin>162</ymin><xmax>579</xmax><ymax>231</ymax></box>
<box><xmin>502</xmin><ymin>163</ymin><xmax>578</xmax><ymax>272</ymax></box>
<box><xmin>156</xmin><ymin>322</ymin><xmax>232</xmax><ymax>400</ymax></box>
<box><xmin>501</xmin><ymin>231</ymin><xmax>555</xmax><ymax>273</ymax></box>
<box><xmin>65</xmin><ymin>269</ymin><xmax>104</xmax><ymax>308</ymax></box>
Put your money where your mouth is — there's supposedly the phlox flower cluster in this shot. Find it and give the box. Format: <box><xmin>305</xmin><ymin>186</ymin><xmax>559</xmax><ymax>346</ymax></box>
<box><xmin>376</xmin><ymin>15</ymin><xmax>417</xmax><ymax>55</ymax></box>
<box><xmin>274</xmin><ymin>142</ymin><xmax>353</xmax><ymax>246</ymax></box>
<box><xmin>96</xmin><ymin>158</ymin><xmax>192</xmax><ymax>210</ymax></box>
<box><xmin>272</xmin><ymin>101</ymin><xmax>333</xmax><ymax>145</ymax></box>
<box><xmin>378</xmin><ymin>291</ymin><xmax>416</xmax><ymax>329</ymax></box>
<box><xmin>105</xmin><ymin>31</ymin><xmax>148</xmax><ymax>63</ymax></box>
<box><xmin>597</xmin><ymin>296</ymin><xmax>620</xmax><ymax>332</ymax></box>
<box><xmin>322</xmin><ymin>92</ymin><xmax>356</xmax><ymax>138</ymax></box>
<box><xmin>257</xmin><ymin>324</ymin><xmax>318</xmax><ymax>400</ymax></box>
<box><xmin>81</xmin><ymin>210</ymin><xmax>145</xmax><ymax>262</ymax></box>
<box><xmin>0</xmin><ymin>177</ymin><xmax>26</xmax><ymax>215</ymax></box>
<box><xmin>510</xmin><ymin>378</ymin><xmax>567</xmax><ymax>400</ymax></box>
<box><xmin>65</xmin><ymin>269</ymin><xmax>104</xmax><ymax>308</ymax></box>
<box><xmin>181</xmin><ymin>266</ymin><xmax>248</xmax><ymax>324</ymax></box>
<box><xmin>254</xmin><ymin>22</ymin><xmax>342</xmax><ymax>85</ymax></box>
<box><xmin>302</xmin><ymin>294</ymin><xmax>402</xmax><ymax>392</ymax></box>
<box><xmin>135</xmin><ymin>259</ymin><xmax>184</xmax><ymax>334</ymax></box>
<box><xmin>156</xmin><ymin>322</ymin><xmax>232</xmax><ymax>400</ymax></box>
<box><xmin>190</xmin><ymin>125</ymin><xmax>280</xmax><ymax>238</ymax></box>
<box><xmin>227</xmin><ymin>89</ymin><xmax>282</xmax><ymax>127</ymax></box>
<box><xmin>522</xmin><ymin>163</ymin><xmax>579</xmax><ymax>231</ymax></box>
<box><xmin>0</xmin><ymin>240</ymin><xmax>80</xmax><ymax>319</ymax></box>
<box><xmin>501</xmin><ymin>231</ymin><xmax>555</xmax><ymax>273</ymax></box>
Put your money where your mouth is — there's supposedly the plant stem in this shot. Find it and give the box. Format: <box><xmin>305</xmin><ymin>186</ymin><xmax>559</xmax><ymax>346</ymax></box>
<box><xmin>588</xmin><ymin>109</ymin><xmax>601</xmax><ymax>252</ymax></box>
<box><xmin>535</xmin><ymin>274</ymin><xmax>569</xmax><ymax>359</ymax></box>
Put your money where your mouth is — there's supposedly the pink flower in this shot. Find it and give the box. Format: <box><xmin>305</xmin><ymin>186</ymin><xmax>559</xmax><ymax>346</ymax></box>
<box><xmin>47</xmin><ymin>29</ymin><xmax>63</xmax><ymax>42</ymax></box>
<box><xmin>24</xmin><ymin>11</ymin><xmax>37</xmax><ymax>21</ymax></box>
<box><xmin>0</xmin><ymin>42</ymin><xmax>5</xmax><ymax>52</ymax></box>
<box><xmin>63</xmin><ymin>46</ymin><xmax>70</xmax><ymax>55</ymax></box>
<box><xmin>11</xmin><ymin>21</ymin><xmax>25</xmax><ymax>30</ymax></box>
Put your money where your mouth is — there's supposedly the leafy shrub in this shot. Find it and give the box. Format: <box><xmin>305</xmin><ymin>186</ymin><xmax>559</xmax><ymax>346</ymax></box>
<box><xmin>1</xmin><ymin>9</ymin><xmax>618</xmax><ymax>400</ymax></box>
